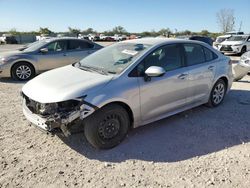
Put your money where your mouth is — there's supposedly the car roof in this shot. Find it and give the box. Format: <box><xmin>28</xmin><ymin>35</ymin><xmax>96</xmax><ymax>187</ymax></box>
<box><xmin>121</xmin><ymin>37</ymin><xmax>209</xmax><ymax>46</ymax></box>
<box><xmin>217</xmin><ymin>35</ymin><xmax>232</xmax><ymax>38</ymax></box>
<box><xmin>44</xmin><ymin>37</ymin><xmax>89</xmax><ymax>42</ymax></box>
<box><xmin>231</xmin><ymin>34</ymin><xmax>250</xmax><ymax>37</ymax></box>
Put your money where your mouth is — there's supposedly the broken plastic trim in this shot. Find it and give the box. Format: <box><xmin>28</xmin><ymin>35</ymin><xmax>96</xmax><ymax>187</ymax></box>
<box><xmin>22</xmin><ymin>92</ymin><xmax>99</xmax><ymax>136</ymax></box>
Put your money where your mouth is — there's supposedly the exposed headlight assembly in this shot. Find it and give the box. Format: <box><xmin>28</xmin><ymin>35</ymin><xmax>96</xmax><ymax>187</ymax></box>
<box><xmin>37</xmin><ymin>100</ymin><xmax>82</xmax><ymax>116</ymax></box>
<box><xmin>37</xmin><ymin>103</ymin><xmax>59</xmax><ymax>116</ymax></box>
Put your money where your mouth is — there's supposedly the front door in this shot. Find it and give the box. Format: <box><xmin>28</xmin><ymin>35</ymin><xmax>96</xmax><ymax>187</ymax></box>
<box><xmin>138</xmin><ymin>44</ymin><xmax>189</xmax><ymax>122</ymax></box>
<box><xmin>36</xmin><ymin>40</ymin><xmax>69</xmax><ymax>72</ymax></box>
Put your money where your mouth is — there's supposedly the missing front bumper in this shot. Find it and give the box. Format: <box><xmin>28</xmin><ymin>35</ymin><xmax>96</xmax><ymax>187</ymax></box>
<box><xmin>22</xmin><ymin>99</ymin><xmax>96</xmax><ymax>136</ymax></box>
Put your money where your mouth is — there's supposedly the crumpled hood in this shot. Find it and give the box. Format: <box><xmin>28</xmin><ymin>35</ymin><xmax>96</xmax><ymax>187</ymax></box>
<box><xmin>22</xmin><ymin>65</ymin><xmax>113</xmax><ymax>103</ymax></box>
<box><xmin>221</xmin><ymin>40</ymin><xmax>244</xmax><ymax>46</ymax></box>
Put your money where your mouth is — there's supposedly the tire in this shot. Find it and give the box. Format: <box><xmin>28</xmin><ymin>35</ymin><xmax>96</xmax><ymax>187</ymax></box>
<box><xmin>84</xmin><ymin>104</ymin><xmax>130</xmax><ymax>149</ymax></box>
<box><xmin>206</xmin><ymin>79</ymin><xmax>226</xmax><ymax>107</ymax></box>
<box><xmin>11</xmin><ymin>62</ymin><xmax>35</xmax><ymax>81</ymax></box>
<box><xmin>241</xmin><ymin>46</ymin><xmax>247</xmax><ymax>55</ymax></box>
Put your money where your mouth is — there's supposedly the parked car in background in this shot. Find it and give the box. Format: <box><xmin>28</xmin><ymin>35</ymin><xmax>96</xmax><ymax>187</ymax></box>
<box><xmin>213</xmin><ymin>35</ymin><xmax>231</xmax><ymax>50</ymax></box>
<box><xmin>225</xmin><ymin>31</ymin><xmax>244</xmax><ymax>35</ymax></box>
<box><xmin>177</xmin><ymin>35</ymin><xmax>213</xmax><ymax>46</ymax></box>
<box><xmin>0</xmin><ymin>34</ymin><xmax>18</xmax><ymax>44</ymax></box>
<box><xmin>21</xmin><ymin>38</ymin><xmax>233</xmax><ymax>149</ymax></box>
<box><xmin>113</xmin><ymin>34</ymin><xmax>127</xmax><ymax>41</ymax></box>
<box><xmin>189</xmin><ymin>36</ymin><xmax>213</xmax><ymax>46</ymax></box>
<box><xmin>99</xmin><ymin>34</ymin><xmax>107</xmax><ymax>41</ymax></box>
<box><xmin>233</xmin><ymin>51</ymin><xmax>250</xmax><ymax>81</ymax></box>
<box><xmin>218</xmin><ymin>35</ymin><xmax>250</xmax><ymax>55</ymax></box>
<box><xmin>0</xmin><ymin>38</ymin><xmax>102</xmax><ymax>80</ymax></box>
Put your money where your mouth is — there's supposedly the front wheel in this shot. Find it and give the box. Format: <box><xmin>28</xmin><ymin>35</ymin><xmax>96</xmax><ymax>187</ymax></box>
<box><xmin>206</xmin><ymin>79</ymin><xmax>226</xmax><ymax>107</ymax></box>
<box><xmin>11</xmin><ymin>62</ymin><xmax>35</xmax><ymax>81</ymax></box>
<box><xmin>84</xmin><ymin>104</ymin><xmax>130</xmax><ymax>149</ymax></box>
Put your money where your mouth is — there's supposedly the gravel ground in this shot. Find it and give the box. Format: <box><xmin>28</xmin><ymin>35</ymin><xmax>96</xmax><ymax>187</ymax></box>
<box><xmin>0</xmin><ymin>44</ymin><xmax>250</xmax><ymax>188</ymax></box>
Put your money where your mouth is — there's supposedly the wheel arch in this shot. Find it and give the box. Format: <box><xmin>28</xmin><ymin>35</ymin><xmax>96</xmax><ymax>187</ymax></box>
<box><xmin>217</xmin><ymin>76</ymin><xmax>228</xmax><ymax>90</ymax></box>
<box><xmin>100</xmin><ymin>101</ymin><xmax>134</xmax><ymax>128</ymax></box>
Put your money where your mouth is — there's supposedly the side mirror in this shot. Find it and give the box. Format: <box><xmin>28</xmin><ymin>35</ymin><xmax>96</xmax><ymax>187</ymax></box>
<box><xmin>145</xmin><ymin>66</ymin><xmax>165</xmax><ymax>77</ymax></box>
<box><xmin>144</xmin><ymin>66</ymin><xmax>165</xmax><ymax>82</ymax></box>
<box><xmin>40</xmin><ymin>48</ymin><xmax>48</xmax><ymax>53</ymax></box>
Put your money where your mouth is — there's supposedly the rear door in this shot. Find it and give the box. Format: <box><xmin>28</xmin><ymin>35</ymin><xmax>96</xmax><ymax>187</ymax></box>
<box><xmin>66</xmin><ymin>40</ymin><xmax>96</xmax><ymax>64</ymax></box>
<box><xmin>183</xmin><ymin>43</ymin><xmax>218</xmax><ymax>104</ymax></box>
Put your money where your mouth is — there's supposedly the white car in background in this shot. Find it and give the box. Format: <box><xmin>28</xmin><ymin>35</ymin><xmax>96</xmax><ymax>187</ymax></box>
<box><xmin>232</xmin><ymin>51</ymin><xmax>250</xmax><ymax>81</ymax></box>
<box><xmin>213</xmin><ymin>35</ymin><xmax>231</xmax><ymax>50</ymax></box>
<box><xmin>218</xmin><ymin>35</ymin><xmax>250</xmax><ymax>55</ymax></box>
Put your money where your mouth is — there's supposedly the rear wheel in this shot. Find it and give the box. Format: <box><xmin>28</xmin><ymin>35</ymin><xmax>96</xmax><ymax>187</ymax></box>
<box><xmin>11</xmin><ymin>62</ymin><xmax>35</xmax><ymax>81</ymax></box>
<box><xmin>206</xmin><ymin>79</ymin><xmax>226</xmax><ymax>107</ymax></box>
<box><xmin>84</xmin><ymin>104</ymin><xmax>130</xmax><ymax>149</ymax></box>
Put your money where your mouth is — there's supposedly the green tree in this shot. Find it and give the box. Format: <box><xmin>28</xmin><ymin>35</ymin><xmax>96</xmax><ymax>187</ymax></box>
<box><xmin>68</xmin><ymin>27</ymin><xmax>81</xmax><ymax>37</ymax></box>
<box><xmin>158</xmin><ymin>28</ymin><xmax>172</xmax><ymax>37</ymax></box>
<box><xmin>38</xmin><ymin>27</ymin><xmax>53</xmax><ymax>35</ymax></box>
<box><xmin>8</xmin><ymin>28</ymin><xmax>20</xmax><ymax>35</ymax></box>
<box><xmin>112</xmin><ymin>26</ymin><xmax>127</xmax><ymax>34</ymax></box>
<box><xmin>200</xmin><ymin>30</ymin><xmax>210</xmax><ymax>36</ymax></box>
<box><xmin>140</xmin><ymin>31</ymin><xmax>152</xmax><ymax>37</ymax></box>
<box><xmin>82</xmin><ymin>28</ymin><xmax>96</xmax><ymax>35</ymax></box>
<box><xmin>183</xmin><ymin>30</ymin><xmax>192</xmax><ymax>35</ymax></box>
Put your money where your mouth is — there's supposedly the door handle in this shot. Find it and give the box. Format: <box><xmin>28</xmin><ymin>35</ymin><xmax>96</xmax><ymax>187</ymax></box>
<box><xmin>178</xmin><ymin>73</ymin><xmax>188</xmax><ymax>79</ymax></box>
<box><xmin>208</xmin><ymin>65</ymin><xmax>214</xmax><ymax>70</ymax></box>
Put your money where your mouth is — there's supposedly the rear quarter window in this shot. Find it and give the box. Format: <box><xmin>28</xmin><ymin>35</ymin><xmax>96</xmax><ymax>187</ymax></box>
<box><xmin>68</xmin><ymin>40</ymin><xmax>94</xmax><ymax>50</ymax></box>
<box><xmin>203</xmin><ymin>47</ymin><xmax>218</xmax><ymax>62</ymax></box>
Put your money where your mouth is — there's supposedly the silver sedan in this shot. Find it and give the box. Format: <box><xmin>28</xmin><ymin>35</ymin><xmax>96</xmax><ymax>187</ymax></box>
<box><xmin>0</xmin><ymin>37</ymin><xmax>102</xmax><ymax>80</ymax></box>
<box><xmin>22</xmin><ymin>38</ymin><xmax>233</xmax><ymax>149</ymax></box>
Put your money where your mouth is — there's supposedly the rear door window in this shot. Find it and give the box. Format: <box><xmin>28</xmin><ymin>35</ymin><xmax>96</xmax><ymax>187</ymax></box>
<box><xmin>68</xmin><ymin>40</ymin><xmax>94</xmax><ymax>51</ymax></box>
<box><xmin>183</xmin><ymin>44</ymin><xmax>205</xmax><ymax>66</ymax></box>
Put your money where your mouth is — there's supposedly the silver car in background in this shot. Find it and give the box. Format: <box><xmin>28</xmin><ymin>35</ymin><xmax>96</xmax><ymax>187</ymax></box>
<box><xmin>22</xmin><ymin>38</ymin><xmax>233</xmax><ymax>149</ymax></box>
<box><xmin>233</xmin><ymin>51</ymin><xmax>250</xmax><ymax>81</ymax></box>
<box><xmin>0</xmin><ymin>38</ymin><xmax>102</xmax><ymax>80</ymax></box>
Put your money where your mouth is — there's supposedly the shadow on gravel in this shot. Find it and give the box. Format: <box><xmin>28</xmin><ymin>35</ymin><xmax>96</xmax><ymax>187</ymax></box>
<box><xmin>0</xmin><ymin>77</ymin><xmax>27</xmax><ymax>84</ymax></box>
<box><xmin>59</xmin><ymin>89</ymin><xmax>250</xmax><ymax>163</ymax></box>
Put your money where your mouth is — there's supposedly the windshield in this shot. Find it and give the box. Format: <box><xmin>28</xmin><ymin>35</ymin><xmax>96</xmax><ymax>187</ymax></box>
<box><xmin>78</xmin><ymin>42</ymin><xmax>151</xmax><ymax>74</ymax></box>
<box><xmin>216</xmin><ymin>37</ymin><xmax>228</xmax><ymax>43</ymax></box>
<box><xmin>23</xmin><ymin>40</ymin><xmax>48</xmax><ymax>52</ymax></box>
<box><xmin>227</xmin><ymin>36</ymin><xmax>247</xmax><ymax>42</ymax></box>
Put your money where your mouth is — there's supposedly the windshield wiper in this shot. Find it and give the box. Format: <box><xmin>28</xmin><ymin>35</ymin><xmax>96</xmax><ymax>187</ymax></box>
<box><xmin>74</xmin><ymin>63</ymin><xmax>116</xmax><ymax>75</ymax></box>
<box><xmin>79</xmin><ymin>65</ymin><xmax>109</xmax><ymax>75</ymax></box>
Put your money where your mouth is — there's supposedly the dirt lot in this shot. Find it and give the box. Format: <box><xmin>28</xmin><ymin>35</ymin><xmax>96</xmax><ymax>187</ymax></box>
<box><xmin>0</xmin><ymin>44</ymin><xmax>250</xmax><ymax>188</ymax></box>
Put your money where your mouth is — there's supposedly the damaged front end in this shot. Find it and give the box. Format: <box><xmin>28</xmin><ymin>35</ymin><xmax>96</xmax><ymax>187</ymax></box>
<box><xmin>21</xmin><ymin>93</ymin><xmax>97</xmax><ymax>136</ymax></box>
